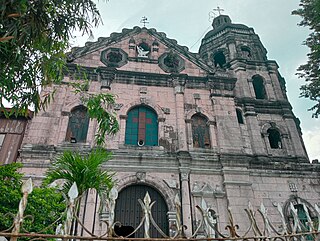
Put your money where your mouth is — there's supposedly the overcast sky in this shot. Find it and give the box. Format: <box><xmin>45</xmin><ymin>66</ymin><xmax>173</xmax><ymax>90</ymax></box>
<box><xmin>73</xmin><ymin>0</ymin><xmax>319</xmax><ymax>161</ymax></box>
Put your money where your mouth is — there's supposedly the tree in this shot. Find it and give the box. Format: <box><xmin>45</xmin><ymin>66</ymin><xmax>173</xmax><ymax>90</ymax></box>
<box><xmin>0</xmin><ymin>0</ymin><xmax>99</xmax><ymax>114</ymax></box>
<box><xmin>1</xmin><ymin>0</ymin><xmax>119</xmax><ymax>145</ymax></box>
<box><xmin>292</xmin><ymin>0</ymin><xmax>320</xmax><ymax>117</ymax></box>
<box><xmin>44</xmin><ymin>148</ymin><xmax>114</xmax><ymax>198</ymax></box>
<box><xmin>0</xmin><ymin>163</ymin><xmax>65</xmax><ymax>234</ymax></box>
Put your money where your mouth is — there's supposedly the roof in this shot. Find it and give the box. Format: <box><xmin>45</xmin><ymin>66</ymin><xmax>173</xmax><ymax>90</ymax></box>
<box><xmin>67</xmin><ymin>26</ymin><xmax>216</xmax><ymax>74</ymax></box>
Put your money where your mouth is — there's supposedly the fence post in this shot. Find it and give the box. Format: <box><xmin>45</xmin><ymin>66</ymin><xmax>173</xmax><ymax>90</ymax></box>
<box><xmin>11</xmin><ymin>178</ymin><xmax>33</xmax><ymax>241</ymax></box>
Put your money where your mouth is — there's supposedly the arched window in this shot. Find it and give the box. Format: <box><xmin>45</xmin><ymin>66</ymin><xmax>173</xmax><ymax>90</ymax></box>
<box><xmin>191</xmin><ymin>114</ymin><xmax>211</xmax><ymax>148</ymax></box>
<box><xmin>125</xmin><ymin>105</ymin><xmax>158</xmax><ymax>146</ymax></box>
<box><xmin>240</xmin><ymin>46</ymin><xmax>252</xmax><ymax>59</ymax></box>
<box><xmin>267</xmin><ymin>128</ymin><xmax>282</xmax><ymax>149</ymax></box>
<box><xmin>283</xmin><ymin>197</ymin><xmax>317</xmax><ymax>235</ymax></box>
<box><xmin>213</xmin><ymin>51</ymin><xmax>226</xmax><ymax>68</ymax></box>
<box><xmin>114</xmin><ymin>184</ymin><xmax>168</xmax><ymax>238</ymax></box>
<box><xmin>66</xmin><ymin>106</ymin><xmax>89</xmax><ymax>143</ymax></box>
<box><xmin>252</xmin><ymin>76</ymin><xmax>266</xmax><ymax>99</ymax></box>
<box><xmin>236</xmin><ymin>109</ymin><xmax>244</xmax><ymax>124</ymax></box>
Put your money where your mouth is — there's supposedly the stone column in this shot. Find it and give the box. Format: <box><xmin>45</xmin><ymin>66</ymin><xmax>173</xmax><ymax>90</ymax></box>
<box><xmin>119</xmin><ymin>115</ymin><xmax>127</xmax><ymax>144</ymax></box>
<box><xmin>207</xmin><ymin>120</ymin><xmax>217</xmax><ymax>147</ymax></box>
<box><xmin>158</xmin><ymin>117</ymin><xmax>166</xmax><ymax>142</ymax></box>
<box><xmin>178</xmin><ymin>152</ymin><xmax>192</xmax><ymax>237</ymax></box>
<box><xmin>243</xmin><ymin>104</ymin><xmax>266</xmax><ymax>155</ymax></box>
<box><xmin>172</xmin><ymin>74</ymin><xmax>188</xmax><ymax>151</ymax></box>
<box><xmin>185</xmin><ymin>119</ymin><xmax>192</xmax><ymax>149</ymax></box>
<box><xmin>180</xmin><ymin>169</ymin><xmax>191</xmax><ymax>236</ymax></box>
<box><xmin>269</xmin><ymin>69</ymin><xmax>284</xmax><ymax>100</ymax></box>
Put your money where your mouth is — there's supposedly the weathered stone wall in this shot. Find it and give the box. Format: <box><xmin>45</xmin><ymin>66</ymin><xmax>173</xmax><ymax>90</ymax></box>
<box><xmin>18</xmin><ymin>21</ymin><xmax>318</xmax><ymax>238</ymax></box>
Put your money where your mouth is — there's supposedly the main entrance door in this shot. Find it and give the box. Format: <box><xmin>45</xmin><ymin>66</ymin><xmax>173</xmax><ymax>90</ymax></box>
<box><xmin>114</xmin><ymin>184</ymin><xmax>169</xmax><ymax>238</ymax></box>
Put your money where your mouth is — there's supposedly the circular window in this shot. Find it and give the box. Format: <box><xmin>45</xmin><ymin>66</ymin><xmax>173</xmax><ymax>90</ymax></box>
<box><xmin>159</xmin><ymin>52</ymin><xmax>185</xmax><ymax>73</ymax></box>
<box><xmin>164</xmin><ymin>53</ymin><xmax>180</xmax><ymax>69</ymax></box>
<box><xmin>107</xmin><ymin>51</ymin><xmax>122</xmax><ymax>64</ymax></box>
<box><xmin>100</xmin><ymin>48</ymin><xmax>128</xmax><ymax>67</ymax></box>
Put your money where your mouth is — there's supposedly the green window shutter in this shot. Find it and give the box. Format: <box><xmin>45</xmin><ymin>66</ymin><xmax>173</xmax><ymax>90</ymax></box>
<box><xmin>125</xmin><ymin>106</ymin><xmax>158</xmax><ymax>146</ymax></box>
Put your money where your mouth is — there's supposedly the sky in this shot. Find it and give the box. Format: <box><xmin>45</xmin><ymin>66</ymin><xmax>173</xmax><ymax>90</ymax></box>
<box><xmin>72</xmin><ymin>0</ymin><xmax>319</xmax><ymax>161</ymax></box>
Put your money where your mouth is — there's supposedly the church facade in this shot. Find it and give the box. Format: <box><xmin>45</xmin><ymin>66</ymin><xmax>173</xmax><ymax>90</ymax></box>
<box><xmin>19</xmin><ymin>15</ymin><xmax>320</xmax><ymax>237</ymax></box>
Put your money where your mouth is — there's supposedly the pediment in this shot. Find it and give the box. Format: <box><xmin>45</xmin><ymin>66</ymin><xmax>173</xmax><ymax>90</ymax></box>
<box><xmin>68</xmin><ymin>27</ymin><xmax>215</xmax><ymax>77</ymax></box>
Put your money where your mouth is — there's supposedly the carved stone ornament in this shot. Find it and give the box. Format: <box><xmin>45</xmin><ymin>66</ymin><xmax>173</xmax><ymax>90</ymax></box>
<box><xmin>113</xmin><ymin>103</ymin><xmax>123</xmax><ymax>111</ymax></box>
<box><xmin>180</xmin><ymin>172</ymin><xmax>189</xmax><ymax>181</ymax></box>
<box><xmin>136</xmin><ymin>172</ymin><xmax>146</xmax><ymax>182</ymax></box>
<box><xmin>137</xmin><ymin>43</ymin><xmax>150</xmax><ymax>58</ymax></box>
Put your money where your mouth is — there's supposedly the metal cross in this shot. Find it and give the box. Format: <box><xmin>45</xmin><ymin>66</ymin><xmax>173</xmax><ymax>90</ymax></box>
<box><xmin>140</xmin><ymin>16</ymin><xmax>149</xmax><ymax>27</ymax></box>
<box><xmin>213</xmin><ymin>6</ymin><xmax>224</xmax><ymax>15</ymax></box>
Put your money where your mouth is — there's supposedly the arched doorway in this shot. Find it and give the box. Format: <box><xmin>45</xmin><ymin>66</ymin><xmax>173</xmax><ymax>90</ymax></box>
<box><xmin>114</xmin><ymin>184</ymin><xmax>169</xmax><ymax>238</ymax></box>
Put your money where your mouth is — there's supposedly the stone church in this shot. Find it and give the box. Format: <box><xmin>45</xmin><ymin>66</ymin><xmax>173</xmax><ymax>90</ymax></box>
<box><xmin>18</xmin><ymin>14</ymin><xmax>320</xmax><ymax>237</ymax></box>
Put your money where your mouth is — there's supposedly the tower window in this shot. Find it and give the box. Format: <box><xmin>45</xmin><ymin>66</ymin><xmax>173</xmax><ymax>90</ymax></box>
<box><xmin>252</xmin><ymin>76</ymin><xmax>266</xmax><ymax>99</ymax></box>
<box><xmin>213</xmin><ymin>51</ymin><xmax>226</xmax><ymax>68</ymax></box>
<box><xmin>66</xmin><ymin>106</ymin><xmax>89</xmax><ymax>143</ymax></box>
<box><xmin>267</xmin><ymin>128</ymin><xmax>282</xmax><ymax>149</ymax></box>
<box><xmin>236</xmin><ymin>109</ymin><xmax>244</xmax><ymax>124</ymax></box>
<box><xmin>240</xmin><ymin>46</ymin><xmax>251</xmax><ymax>58</ymax></box>
<box><xmin>125</xmin><ymin>105</ymin><xmax>158</xmax><ymax>146</ymax></box>
<box><xmin>191</xmin><ymin>114</ymin><xmax>211</xmax><ymax>148</ymax></box>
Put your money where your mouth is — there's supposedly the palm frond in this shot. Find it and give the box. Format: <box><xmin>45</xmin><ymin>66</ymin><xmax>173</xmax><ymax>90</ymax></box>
<box><xmin>44</xmin><ymin>149</ymin><xmax>114</xmax><ymax>197</ymax></box>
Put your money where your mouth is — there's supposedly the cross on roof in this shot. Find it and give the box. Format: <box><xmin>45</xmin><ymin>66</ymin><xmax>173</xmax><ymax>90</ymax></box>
<box><xmin>213</xmin><ymin>6</ymin><xmax>224</xmax><ymax>15</ymax></box>
<box><xmin>140</xmin><ymin>16</ymin><xmax>149</xmax><ymax>27</ymax></box>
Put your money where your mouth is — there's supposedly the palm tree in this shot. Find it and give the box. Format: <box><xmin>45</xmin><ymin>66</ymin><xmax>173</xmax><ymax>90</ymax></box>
<box><xmin>44</xmin><ymin>148</ymin><xmax>114</xmax><ymax>199</ymax></box>
<box><xmin>44</xmin><ymin>148</ymin><xmax>115</xmax><ymax>235</ymax></box>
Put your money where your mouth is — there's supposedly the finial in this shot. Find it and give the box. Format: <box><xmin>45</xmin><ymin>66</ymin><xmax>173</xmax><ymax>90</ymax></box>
<box><xmin>213</xmin><ymin>6</ymin><xmax>224</xmax><ymax>16</ymax></box>
<box><xmin>140</xmin><ymin>16</ymin><xmax>149</xmax><ymax>27</ymax></box>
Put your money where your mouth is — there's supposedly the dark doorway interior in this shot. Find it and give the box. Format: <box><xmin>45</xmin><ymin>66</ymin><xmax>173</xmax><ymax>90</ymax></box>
<box><xmin>114</xmin><ymin>184</ymin><xmax>169</xmax><ymax>238</ymax></box>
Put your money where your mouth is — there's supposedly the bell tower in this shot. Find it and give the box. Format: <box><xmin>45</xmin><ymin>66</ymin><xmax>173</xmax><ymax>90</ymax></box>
<box><xmin>198</xmin><ymin>13</ymin><xmax>307</xmax><ymax>160</ymax></box>
<box><xmin>199</xmin><ymin>14</ymin><xmax>268</xmax><ymax>69</ymax></box>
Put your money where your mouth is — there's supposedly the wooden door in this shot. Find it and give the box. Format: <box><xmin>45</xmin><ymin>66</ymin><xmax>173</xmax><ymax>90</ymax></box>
<box><xmin>114</xmin><ymin>184</ymin><xmax>168</xmax><ymax>238</ymax></box>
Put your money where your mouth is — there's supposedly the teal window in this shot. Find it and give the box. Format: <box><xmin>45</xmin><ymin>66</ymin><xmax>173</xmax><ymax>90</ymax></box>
<box><xmin>66</xmin><ymin>106</ymin><xmax>89</xmax><ymax>143</ymax></box>
<box><xmin>125</xmin><ymin>106</ymin><xmax>158</xmax><ymax>146</ymax></box>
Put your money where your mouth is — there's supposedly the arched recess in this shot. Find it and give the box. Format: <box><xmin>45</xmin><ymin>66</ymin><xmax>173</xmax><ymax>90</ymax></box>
<box><xmin>125</xmin><ymin>105</ymin><xmax>158</xmax><ymax>146</ymax></box>
<box><xmin>191</xmin><ymin>113</ymin><xmax>211</xmax><ymax>148</ymax></box>
<box><xmin>119</xmin><ymin>100</ymin><xmax>165</xmax><ymax>146</ymax></box>
<box><xmin>114</xmin><ymin>183</ymin><xmax>169</xmax><ymax>238</ymax></box>
<box><xmin>212</xmin><ymin>50</ymin><xmax>227</xmax><ymax>68</ymax></box>
<box><xmin>283</xmin><ymin>196</ymin><xmax>317</xmax><ymax>232</ymax></box>
<box><xmin>261</xmin><ymin>122</ymin><xmax>289</xmax><ymax>154</ymax></box>
<box><xmin>116</xmin><ymin>174</ymin><xmax>176</xmax><ymax>211</ymax></box>
<box><xmin>267</xmin><ymin>128</ymin><xmax>282</xmax><ymax>149</ymax></box>
<box><xmin>185</xmin><ymin>109</ymin><xmax>216</xmax><ymax>149</ymax></box>
<box><xmin>252</xmin><ymin>75</ymin><xmax>266</xmax><ymax>99</ymax></box>
<box><xmin>238</xmin><ymin>45</ymin><xmax>253</xmax><ymax>59</ymax></box>
<box><xmin>65</xmin><ymin>105</ymin><xmax>89</xmax><ymax>143</ymax></box>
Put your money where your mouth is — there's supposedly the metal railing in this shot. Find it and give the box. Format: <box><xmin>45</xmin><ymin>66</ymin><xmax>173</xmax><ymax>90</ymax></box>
<box><xmin>1</xmin><ymin>178</ymin><xmax>319</xmax><ymax>241</ymax></box>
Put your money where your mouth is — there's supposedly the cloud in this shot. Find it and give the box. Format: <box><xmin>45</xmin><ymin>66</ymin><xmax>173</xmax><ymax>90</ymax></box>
<box><xmin>303</xmin><ymin>126</ymin><xmax>320</xmax><ymax>161</ymax></box>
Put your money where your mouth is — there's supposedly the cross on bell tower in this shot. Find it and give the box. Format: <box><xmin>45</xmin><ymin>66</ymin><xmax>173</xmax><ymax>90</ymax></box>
<box><xmin>213</xmin><ymin>6</ymin><xmax>224</xmax><ymax>15</ymax></box>
<box><xmin>209</xmin><ymin>6</ymin><xmax>225</xmax><ymax>22</ymax></box>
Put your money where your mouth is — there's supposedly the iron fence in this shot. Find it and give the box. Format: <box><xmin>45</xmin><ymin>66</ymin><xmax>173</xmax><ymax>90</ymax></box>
<box><xmin>1</xmin><ymin>178</ymin><xmax>319</xmax><ymax>241</ymax></box>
